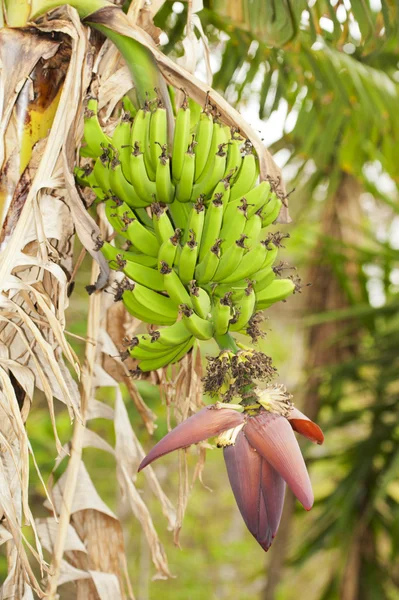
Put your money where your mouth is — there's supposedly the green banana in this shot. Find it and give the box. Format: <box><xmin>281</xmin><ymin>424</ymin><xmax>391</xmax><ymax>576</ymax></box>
<box><xmin>154</xmin><ymin>320</ymin><xmax>193</xmax><ymax>347</ymax></box>
<box><xmin>122</xmin><ymin>288</ymin><xmax>175</xmax><ymax>326</ymax></box>
<box><xmin>155</xmin><ymin>146</ymin><xmax>175</xmax><ymax>204</ymax></box>
<box><xmin>195</xmin><ymin>239</ymin><xmax>222</xmax><ymax>285</ymax></box>
<box><xmin>100</xmin><ymin>241</ymin><xmax>157</xmax><ymax>268</ymax></box>
<box><xmin>261</xmin><ymin>193</ymin><xmax>283</xmax><ymax>227</ymax></box>
<box><xmin>129</xmin><ymin>142</ymin><xmax>157</xmax><ymax>202</ymax></box>
<box><xmin>111</xmin><ymin>113</ymin><xmax>132</xmax><ymax>182</ymax></box>
<box><xmin>212</xmin><ymin>235</ymin><xmax>247</xmax><ymax>282</ymax></box>
<box><xmin>121</xmin><ymin>260</ymin><xmax>165</xmax><ymax>292</ymax></box>
<box><xmin>198</xmin><ymin>197</ymin><xmax>224</xmax><ymax>262</ymax></box>
<box><xmin>253</xmin><ymin>267</ymin><xmax>276</xmax><ymax>292</ymax></box>
<box><xmin>262</xmin><ymin>244</ymin><xmax>279</xmax><ymax>269</ymax></box>
<box><xmin>245</xmin><ymin>181</ymin><xmax>272</xmax><ymax>217</ymax></box>
<box><xmin>178</xmin><ymin>231</ymin><xmax>198</xmax><ymax>285</ymax></box>
<box><xmin>224</xmin><ymin>130</ymin><xmax>244</xmax><ymax>180</ymax></box>
<box><xmin>129</xmin><ymin>282</ymin><xmax>179</xmax><ymax>320</ymax></box>
<box><xmin>194</xmin><ymin>121</ymin><xmax>227</xmax><ymax>185</ymax></box>
<box><xmin>152</xmin><ymin>203</ymin><xmax>175</xmax><ymax>244</ymax></box>
<box><xmin>180</xmin><ymin>305</ymin><xmax>214</xmax><ymax>340</ymax></box>
<box><xmin>149</xmin><ymin>101</ymin><xmax>167</xmax><ymax>167</ymax></box>
<box><xmin>93</xmin><ymin>150</ymin><xmax>112</xmax><ymax>194</ymax></box>
<box><xmin>104</xmin><ymin>197</ymin><xmax>130</xmax><ymax>236</ymax></box>
<box><xmin>161</xmin><ymin>262</ymin><xmax>193</xmax><ymax>307</ymax></box>
<box><xmin>210</xmin><ymin>179</ymin><xmax>231</xmax><ymax>210</ymax></box>
<box><xmin>243</xmin><ymin>212</ymin><xmax>262</xmax><ymax>247</ymax></box>
<box><xmin>255</xmin><ymin>278</ymin><xmax>295</xmax><ymax>309</ymax></box>
<box><xmin>119</xmin><ymin>213</ymin><xmax>160</xmax><ymax>257</ymax></box>
<box><xmin>168</xmin><ymin>200</ymin><xmax>190</xmax><ymax>230</ymax></box>
<box><xmin>193</xmin><ymin>109</ymin><xmax>213</xmax><ymax>180</ymax></box>
<box><xmin>109</xmin><ymin>156</ymin><xmax>149</xmax><ymax>208</ymax></box>
<box><xmin>229</xmin><ymin>284</ymin><xmax>256</xmax><ymax>332</ymax></box>
<box><xmin>157</xmin><ymin>229</ymin><xmax>181</xmax><ymax>269</ymax></box>
<box><xmin>183</xmin><ymin>197</ymin><xmax>205</xmax><ymax>245</ymax></box>
<box><xmin>191</xmin><ymin>143</ymin><xmax>227</xmax><ymax>200</ymax></box>
<box><xmin>131</xmin><ymin>106</ymin><xmax>150</xmax><ymax>151</ymax></box>
<box><xmin>219</xmin><ymin>241</ymin><xmax>268</xmax><ymax>284</ymax></box>
<box><xmin>176</xmin><ymin>141</ymin><xmax>196</xmax><ymax>202</ymax></box>
<box><xmin>189</xmin><ymin>281</ymin><xmax>212</xmax><ymax>319</ymax></box>
<box><xmin>83</xmin><ymin>99</ymin><xmax>112</xmax><ymax>157</ymax></box>
<box><xmin>219</xmin><ymin>202</ymin><xmax>248</xmax><ymax>251</ymax></box>
<box><xmin>230</xmin><ymin>145</ymin><xmax>259</xmax><ymax>201</ymax></box>
<box><xmin>138</xmin><ymin>336</ymin><xmax>195</xmax><ymax>372</ymax></box>
<box><xmin>213</xmin><ymin>293</ymin><xmax>233</xmax><ymax>335</ymax></box>
<box><xmin>172</xmin><ymin>97</ymin><xmax>191</xmax><ymax>181</ymax></box>
<box><xmin>131</xmin><ymin>105</ymin><xmax>155</xmax><ymax>181</ymax></box>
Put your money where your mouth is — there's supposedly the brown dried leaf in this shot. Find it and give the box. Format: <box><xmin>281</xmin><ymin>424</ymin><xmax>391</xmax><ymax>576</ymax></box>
<box><xmin>0</xmin><ymin>29</ymin><xmax>59</xmax><ymax>168</ymax></box>
<box><xmin>114</xmin><ymin>390</ymin><xmax>176</xmax><ymax>530</ymax></box>
<box><xmin>46</xmin><ymin>461</ymin><xmax>116</xmax><ymax>520</ymax></box>
<box><xmin>120</xmin><ymin>465</ymin><xmax>172</xmax><ymax>580</ymax></box>
<box><xmin>36</xmin><ymin>519</ymin><xmax>87</xmax><ymax>554</ymax></box>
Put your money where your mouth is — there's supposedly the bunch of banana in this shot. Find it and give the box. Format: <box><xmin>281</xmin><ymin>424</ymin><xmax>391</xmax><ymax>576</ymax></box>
<box><xmin>78</xmin><ymin>94</ymin><xmax>296</xmax><ymax>372</ymax></box>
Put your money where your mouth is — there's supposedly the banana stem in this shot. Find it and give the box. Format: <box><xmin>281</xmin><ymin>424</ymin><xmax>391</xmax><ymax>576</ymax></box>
<box><xmin>29</xmin><ymin>1</ymin><xmax>164</xmax><ymax>105</ymax></box>
<box><xmin>214</xmin><ymin>332</ymin><xmax>239</xmax><ymax>353</ymax></box>
<box><xmin>89</xmin><ymin>22</ymin><xmax>160</xmax><ymax>104</ymax></box>
<box><xmin>213</xmin><ymin>333</ymin><xmax>261</xmax><ymax>409</ymax></box>
<box><xmin>29</xmin><ymin>0</ymin><xmax>110</xmax><ymax>19</ymax></box>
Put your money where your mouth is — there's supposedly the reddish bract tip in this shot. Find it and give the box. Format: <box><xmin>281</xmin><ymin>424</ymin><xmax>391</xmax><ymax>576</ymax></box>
<box><xmin>288</xmin><ymin>407</ymin><xmax>324</xmax><ymax>445</ymax></box>
<box><xmin>138</xmin><ymin>406</ymin><xmax>244</xmax><ymax>471</ymax></box>
<box><xmin>244</xmin><ymin>412</ymin><xmax>314</xmax><ymax>510</ymax></box>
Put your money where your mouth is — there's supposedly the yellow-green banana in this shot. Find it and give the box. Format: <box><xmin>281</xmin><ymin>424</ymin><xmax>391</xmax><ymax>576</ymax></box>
<box><xmin>213</xmin><ymin>293</ymin><xmax>233</xmax><ymax>335</ymax></box>
<box><xmin>198</xmin><ymin>197</ymin><xmax>224</xmax><ymax>262</ymax></box>
<box><xmin>161</xmin><ymin>262</ymin><xmax>193</xmax><ymax>307</ymax></box>
<box><xmin>219</xmin><ymin>241</ymin><xmax>268</xmax><ymax>284</ymax></box>
<box><xmin>172</xmin><ymin>98</ymin><xmax>191</xmax><ymax>181</ymax></box>
<box><xmin>212</xmin><ymin>235</ymin><xmax>247</xmax><ymax>282</ymax></box>
<box><xmin>195</xmin><ymin>239</ymin><xmax>221</xmax><ymax>284</ymax></box>
<box><xmin>157</xmin><ymin>229</ymin><xmax>181</xmax><ymax>269</ymax></box>
<box><xmin>193</xmin><ymin>109</ymin><xmax>213</xmax><ymax>180</ymax></box>
<box><xmin>180</xmin><ymin>305</ymin><xmax>214</xmax><ymax>340</ymax></box>
<box><xmin>178</xmin><ymin>231</ymin><xmax>198</xmax><ymax>285</ymax></box>
<box><xmin>189</xmin><ymin>282</ymin><xmax>212</xmax><ymax>319</ymax></box>
<box><xmin>229</xmin><ymin>284</ymin><xmax>256</xmax><ymax>331</ymax></box>
<box><xmin>83</xmin><ymin>99</ymin><xmax>112</xmax><ymax>158</ymax></box>
<box><xmin>111</xmin><ymin>113</ymin><xmax>132</xmax><ymax>182</ymax></box>
<box><xmin>230</xmin><ymin>145</ymin><xmax>258</xmax><ymax>201</ymax></box>
<box><xmin>155</xmin><ymin>146</ymin><xmax>175</xmax><ymax>204</ymax></box>
<box><xmin>255</xmin><ymin>278</ymin><xmax>295</xmax><ymax>309</ymax></box>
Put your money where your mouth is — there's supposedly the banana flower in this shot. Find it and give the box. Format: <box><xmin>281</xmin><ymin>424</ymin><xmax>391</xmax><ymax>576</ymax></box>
<box><xmin>138</xmin><ymin>386</ymin><xmax>323</xmax><ymax>551</ymax></box>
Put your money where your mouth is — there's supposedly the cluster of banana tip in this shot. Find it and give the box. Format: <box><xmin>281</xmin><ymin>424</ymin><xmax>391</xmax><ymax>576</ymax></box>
<box><xmin>76</xmin><ymin>93</ymin><xmax>297</xmax><ymax>371</ymax></box>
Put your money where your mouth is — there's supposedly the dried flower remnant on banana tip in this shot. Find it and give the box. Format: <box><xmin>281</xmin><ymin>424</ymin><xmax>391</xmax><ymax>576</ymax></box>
<box><xmin>138</xmin><ymin>383</ymin><xmax>324</xmax><ymax>551</ymax></box>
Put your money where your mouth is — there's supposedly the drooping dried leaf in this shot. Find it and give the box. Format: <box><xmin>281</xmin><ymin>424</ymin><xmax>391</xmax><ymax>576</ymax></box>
<box><xmin>0</xmin><ymin>29</ymin><xmax>59</xmax><ymax>167</ymax></box>
<box><xmin>45</xmin><ymin>461</ymin><xmax>116</xmax><ymax>519</ymax></box>
<box><xmin>119</xmin><ymin>465</ymin><xmax>172</xmax><ymax>580</ymax></box>
<box><xmin>36</xmin><ymin>518</ymin><xmax>87</xmax><ymax>554</ymax></box>
<box><xmin>114</xmin><ymin>390</ymin><xmax>176</xmax><ymax>530</ymax></box>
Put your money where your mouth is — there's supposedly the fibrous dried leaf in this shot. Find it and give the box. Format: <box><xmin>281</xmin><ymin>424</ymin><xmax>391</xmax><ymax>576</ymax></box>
<box><xmin>46</xmin><ymin>461</ymin><xmax>116</xmax><ymax>520</ymax></box>
<box><xmin>37</xmin><ymin>519</ymin><xmax>87</xmax><ymax>554</ymax></box>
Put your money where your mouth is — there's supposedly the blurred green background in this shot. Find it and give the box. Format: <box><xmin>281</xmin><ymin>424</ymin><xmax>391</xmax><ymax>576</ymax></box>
<box><xmin>3</xmin><ymin>2</ymin><xmax>399</xmax><ymax>599</ymax></box>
